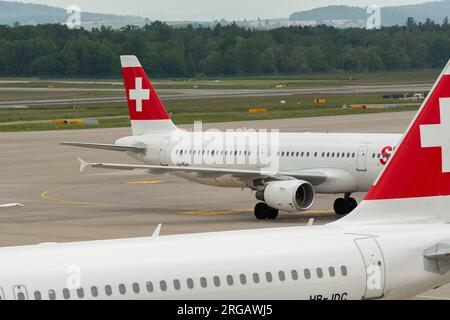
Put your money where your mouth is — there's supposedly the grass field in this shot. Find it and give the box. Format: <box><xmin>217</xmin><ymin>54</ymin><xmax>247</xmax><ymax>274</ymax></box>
<box><xmin>0</xmin><ymin>93</ymin><xmax>420</xmax><ymax>132</ymax></box>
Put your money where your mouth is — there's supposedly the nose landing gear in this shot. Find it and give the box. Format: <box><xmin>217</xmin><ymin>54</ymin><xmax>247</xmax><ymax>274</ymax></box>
<box><xmin>334</xmin><ymin>193</ymin><xmax>358</xmax><ymax>215</ymax></box>
<box><xmin>254</xmin><ymin>202</ymin><xmax>279</xmax><ymax>220</ymax></box>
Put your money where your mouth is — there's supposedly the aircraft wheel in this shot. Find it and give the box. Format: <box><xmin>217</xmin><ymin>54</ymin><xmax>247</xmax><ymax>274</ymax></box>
<box><xmin>254</xmin><ymin>203</ymin><xmax>279</xmax><ymax>220</ymax></box>
<box><xmin>254</xmin><ymin>202</ymin><xmax>269</xmax><ymax>220</ymax></box>
<box><xmin>267</xmin><ymin>207</ymin><xmax>279</xmax><ymax>220</ymax></box>
<box><xmin>348</xmin><ymin>197</ymin><xmax>358</xmax><ymax>212</ymax></box>
<box><xmin>334</xmin><ymin>198</ymin><xmax>349</xmax><ymax>215</ymax></box>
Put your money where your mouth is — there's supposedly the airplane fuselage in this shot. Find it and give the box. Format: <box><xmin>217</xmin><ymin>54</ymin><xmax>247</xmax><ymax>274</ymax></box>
<box><xmin>117</xmin><ymin>131</ymin><xmax>401</xmax><ymax>193</ymax></box>
<box><xmin>1</xmin><ymin>223</ymin><xmax>449</xmax><ymax>300</ymax></box>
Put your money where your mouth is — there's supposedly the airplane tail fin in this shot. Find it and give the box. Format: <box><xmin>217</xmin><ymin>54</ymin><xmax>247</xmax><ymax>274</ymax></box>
<box><xmin>339</xmin><ymin>59</ymin><xmax>450</xmax><ymax>224</ymax></box>
<box><xmin>120</xmin><ymin>55</ymin><xmax>177</xmax><ymax>135</ymax></box>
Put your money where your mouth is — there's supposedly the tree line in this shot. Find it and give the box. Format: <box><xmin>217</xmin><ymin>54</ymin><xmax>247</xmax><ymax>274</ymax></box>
<box><xmin>0</xmin><ymin>18</ymin><xmax>449</xmax><ymax>78</ymax></box>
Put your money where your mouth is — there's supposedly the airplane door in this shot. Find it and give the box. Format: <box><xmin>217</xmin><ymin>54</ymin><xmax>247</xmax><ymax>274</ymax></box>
<box><xmin>355</xmin><ymin>238</ymin><xmax>386</xmax><ymax>300</ymax></box>
<box><xmin>356</xmin><ymin>145</ymin><xmax>369</xmax><ymax>172</ymax></box>
<box><xmin>13</xmin><ymin>284</ymin><xmax>29</xmax><ymax>300</ymax></box>
<box><xmin>159</xmin><ymin>137</ymin><xmax>171</xmax><ymax>166</ymax></box>
<box><xmin>257</xmin><ymin>144</ymin><xmax>269</xmax><ymax>168</ymax></box>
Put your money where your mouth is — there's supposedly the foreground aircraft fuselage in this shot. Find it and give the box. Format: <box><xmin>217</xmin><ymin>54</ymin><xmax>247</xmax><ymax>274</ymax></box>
<box><xmin>1</xmin><ymin>223</ymin><xmax>449</xmax><ymax>300</ymax></box>
<box><xmin>63</xmin><ymin>55</ymin><xmax>402</xmax><ymax>219</ymax></box>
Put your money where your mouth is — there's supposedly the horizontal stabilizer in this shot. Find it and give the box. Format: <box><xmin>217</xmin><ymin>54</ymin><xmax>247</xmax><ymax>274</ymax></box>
<box><xmin>61</xmin><ymin>142</ymin><xmax>146</xmax><ymax>153</ymax></box>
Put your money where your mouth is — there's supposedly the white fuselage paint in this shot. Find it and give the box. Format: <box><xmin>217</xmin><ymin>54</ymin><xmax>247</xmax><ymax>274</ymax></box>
<box><xmin>117</xmin><ymin>130</ymin><xmax>401</xmax><ymax>193</ymax></box>
<box><xmin>1</xmin><ymin>223</ymin><xmax>449</xmax><ymax>300</ymax></box>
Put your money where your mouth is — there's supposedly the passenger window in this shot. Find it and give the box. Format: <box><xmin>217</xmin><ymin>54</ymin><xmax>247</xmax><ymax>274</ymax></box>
<box><xmin>105</xmin><ymin>285</ymin><xmax>112</xmax><ymax>296</ymax></box>
<box><xmin>304</xmin><ymin>269</ymin><xmax>311</xmax><ymax>279</ymax></box>
<box><xmin>278</xmin><ymin>271</ymin><xmax>286</xmax><ymax>281</ymax></box>
<box><xmin>327</xmin><ymin>152</ymin><xmax>330</xmax><ymax>157</ymax></box>
<box><xmin>281</xmin><ymin>152</ymin><xmax>285</xmax><ymax>156</ymax></box>
<box><xmin>48</xmin><ymin>289</ymin><xmax>56</xmax><ymax>300</ymax></box>
<box><xmin>307</xmin><ymin>152</ymin><xmax>310</xmax><ymax>157</ymax></box>
<box><xmin>160</xmin><ymin>281</ymin><xmax>167</xmax><ymax>292</ymax></box>
<box><xmin>329</xmin><ymin>267</ymin><xmax>336</xmax><ymax>277</ymax></box>
<box><xmin>252</xmin><ymin>273</ymin><xmax>260</xmax><ymax>284</ymax></box>
<box><xmin>314</xmin><ymin>152</ymin><xmax>318</xmax><ymax>157</ymax></box>
<box><xmin>91</xmin><ymin>286</ymin><xmax>99</xmax><ymax>297</ymax></box>
<box><xmin>34</xmin><ymin>291</ymin><xmax>42</xmax><ymax>300</ymax></box>
<box><xmin>265</xmin><ymin>272</ymin><xmax>273</xmax><ymax>283</ymax></box>
<box><xmin>187</xmin><ymin>278</ymin><xmax>194</xmax><ymax>289</ymax></box>
<box><xmin>146</xmin><ymin>282</ymin><xmax>154</xmax><ymax>292</ymax></box>
<box><xmin>118</xmin><ymin>284</ymin><xmax>126</xmax><ymax>295</ymax></box>
<box><xmin>347</xmin><ymin>153</ymin><xmax>350</xmax><ymax>157</ymax></box>
<box><xmin>200</xmin><ymin>277</ymin><xmax>207</xmax><ymax>288</ymax></box>
<box><xmin>132</xmin><ymin>282</ymin><xmax>140</xmax><ymax>294</ymax></box>
<box><xmin>332</xmin><ymin>152</ymin><xmax>335</xmax><ymax>157</ymax></box>
<box><xmin>173</xmin><ymin>280</ymin><xmax>181</xmax><ymax>290</ymax></box>
<box><xmin>77</xmin><ymin>288</ymin><xmax>84</xmax><ymax>298</ymax></box>
<box><xmin>322</xmin><ymin>152</ymin><xmax>325</xmax><ymax>157</ymax></box>
<box><xmin>226</xmin><ymin>275</ymin><xmax>234</xmax><ymax>286</ymax></box>
<box><xmin>301</xmin><ymin>152</ymin><xmax>304</xmax><ymax>157</ymax></box>
<box><xmin>316</xmin><ymin>268</ymin><xmax>324</xmax><ymax>278</ymax></box>
<box><xmin>63</xmin><ymin>288</ymin><xmax>70</xmax><ymax>299</ymax></box>
<box><xmin>291</xmin><ymin>270</ymin><xmax>298</xmax><ymax>280</ymax></box>
<box><xmin>352</xmin><ymin>153</ymin><xmax>355</xmax><ymax>158</ymax></box>
<box><xmin>341</xmin><ymin>265</ymin><xmax>348</xmax><ymax>276</ymax></box>
<box><xmin>239</xmin><ymin>274</ymin><xmax>247</xmax><ymax>285</ymax></box>
<box><xmin>296</xmin><ymin>152</ymin><xmax>299</xmax><ymax>157</ymax></box>
<box><xmin>213</xmin><ymin>276</ymin><xmax>221</xmax><ymax>287</ymax></box>
<box><xmin>372</xmin><ymin>153</ymin><xmax>376</xmax><ymax>158</ymax></box>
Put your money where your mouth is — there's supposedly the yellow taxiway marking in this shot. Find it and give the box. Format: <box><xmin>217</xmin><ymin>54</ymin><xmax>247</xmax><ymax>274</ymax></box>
<box><xmin>177</xmin><ymin>210</ymin><xmax>234</xmax><ymax>215</ymax></box>
<box><xmin>127</xmin><ymin>180</ymin><xmax>164</xmax><ymax>185</ymax></box>
<box><xmin>40</xmin><ymin>187</ymin><xmax>115</xmax><ymax>207</ymax></box>
<box><xmin>307</xmin><ymin>210</ymin><xmax>335</xmax><ymax>215</ymax></box>
<box><xmin>177</xmin><ymin>209</ymin><xmax>335</xmax><ymax>216</ymax></box>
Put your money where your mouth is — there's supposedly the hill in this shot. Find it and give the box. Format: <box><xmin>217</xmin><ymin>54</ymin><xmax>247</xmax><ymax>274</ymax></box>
<box><xmin>0</xmin><ymin>1</ymin><xmax>147</xmax><ymax>26</ymax></box>
<box><xmin>290</xmin><ymin>0</ymin><xmax>450</xmax><ymax>26</ymax></box>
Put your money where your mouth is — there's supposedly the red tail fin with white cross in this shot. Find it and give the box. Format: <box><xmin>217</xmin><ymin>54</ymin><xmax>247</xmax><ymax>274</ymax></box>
<box><xmin>121</xmin><ymin>55</ymin><xmax>177</xmax><ymax>135</ymax></box>
<box><xmin>340</xmin><ymin>59</ymin><xmax>450</xmax><ymax>224</ymax></box>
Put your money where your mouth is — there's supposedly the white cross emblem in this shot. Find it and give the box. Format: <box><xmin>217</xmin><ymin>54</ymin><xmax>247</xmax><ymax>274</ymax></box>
<box><xmin>420</xmin><ymin>98</ymin><xmax>450</xmax><ymax>172</ymax></box>
<box><xmin>129</xmin><ymin>77</ymin><xmax>150</xmax><ymax>112</ymax></box>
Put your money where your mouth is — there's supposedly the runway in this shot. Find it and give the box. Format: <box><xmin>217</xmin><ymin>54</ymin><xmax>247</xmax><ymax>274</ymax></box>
<box><xmin>0</xmin><ymin>110</ymin><xmax>448</xmax><ymax>299</ymax></box>
<box><xmin>0</xmin><ymin>83</ymin><xmax>432</xmax><ymax>107</ymax></box>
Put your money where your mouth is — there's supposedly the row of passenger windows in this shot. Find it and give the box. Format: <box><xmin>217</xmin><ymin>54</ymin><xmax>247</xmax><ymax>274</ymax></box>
<box><xmin>176</xmin><ymin>149</ymin><xmax>358</xmax><ymax>159</ymax></box>
<box><xmin>30</xmin><ymin>265</ymin><xmax>348</xmax><ymax>300</ymax></box>
<box><xmin>177</xmin><ymin>150</ymin><xmax>384</xmax><ymax>160</ymax></box>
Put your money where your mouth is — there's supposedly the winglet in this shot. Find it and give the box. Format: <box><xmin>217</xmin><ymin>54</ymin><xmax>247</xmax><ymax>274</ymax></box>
<box><xmin>152</xmin><ymin>224</ymin><xmax>162</xmax><ymax>238</ymax></box>
<box><xmin>77</xmin><ymin>157</ymin><xmax>89</xmax><ymax>173</ymax></box>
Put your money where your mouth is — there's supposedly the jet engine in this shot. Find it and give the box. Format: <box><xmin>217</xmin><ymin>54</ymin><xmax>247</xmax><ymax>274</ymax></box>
<box><xmin>256</xmin><ymin>180</ymin><xmax>315</xmax><ymax>212</ymax></box>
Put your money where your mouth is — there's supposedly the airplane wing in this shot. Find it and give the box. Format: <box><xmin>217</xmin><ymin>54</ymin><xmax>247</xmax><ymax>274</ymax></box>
<box><xmin>61</xmin><ymin>142</ymin><xmax>146</xmax><ymax>153</ymax></box>
<box><xmin>77</xmin><ymin>158</ymin><xmax>327</xmax><ymax>184</ymax></box>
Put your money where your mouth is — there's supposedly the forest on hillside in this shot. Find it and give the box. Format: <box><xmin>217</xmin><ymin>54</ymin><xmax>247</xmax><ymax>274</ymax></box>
<box><xmin>0</xmin><ymin>19</ymin><xmax>449</xmax><ymax>78</ymax></box>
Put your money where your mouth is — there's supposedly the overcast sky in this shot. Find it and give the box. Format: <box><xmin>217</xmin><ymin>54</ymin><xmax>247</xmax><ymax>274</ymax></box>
<box><xmin>15</xmin><ymin>0</ymin><xmax>436</xmax><ymax>20</ymax></box>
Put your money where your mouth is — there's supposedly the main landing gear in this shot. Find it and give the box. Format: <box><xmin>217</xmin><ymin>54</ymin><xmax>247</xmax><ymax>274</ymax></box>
<box><xmin>334</xmin><ymin>193</ymin><xmax>358</xmax><ymax>215</ymax></box>
<box><xmin>254</xmin><ymin>202</ymin><xmax>279</xmax><ymax>220</ymax></box>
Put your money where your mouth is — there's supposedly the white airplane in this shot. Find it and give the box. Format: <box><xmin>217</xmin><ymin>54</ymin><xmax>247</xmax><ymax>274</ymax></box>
<box><xmin>62</xmin><ymin>55</ymin><xmax>402</xmax><ymax>219</ymax></box>
<box><xmin>1</xmin><ymin>59</ymin><xmax>450</xmax><ymax>300</ymax></box>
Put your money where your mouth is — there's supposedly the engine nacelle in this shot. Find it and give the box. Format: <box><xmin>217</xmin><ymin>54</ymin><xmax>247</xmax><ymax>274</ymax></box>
<box><xmin>256</xmin><ymin>180</ymin><xmax>315</xmax><ymax>213</ymax></box>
